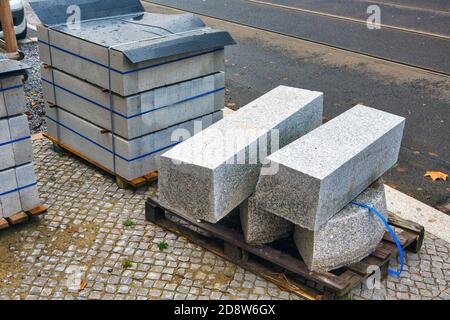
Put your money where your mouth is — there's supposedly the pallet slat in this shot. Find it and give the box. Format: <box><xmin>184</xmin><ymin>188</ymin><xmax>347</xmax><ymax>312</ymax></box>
<box><xmin>148</xmin><ymin>199</ymin><xmax>349</xmax><ymax>292</ymax></box>
<box><xmin>43</xmin><ymin>133</ymin><xmax>158</xmax><ymax>188</ymax></box>
<box><xmin>0</xmin><ymin>205</ymin><xmax>47</xmax><ymax>231</ymax></box>
<box><xmin>145</xmin><ymin>197</ymin><xmax>425</xmax><ymax>300</ymax></box>
<box><xmin>0</xmin><ymin>218</ymin><xmax>9</xmax><ymax>230</ymax></box>
<box><xmin>6</xmin><ymin>212</ymin><xmax>28</xmax><ymax>225</ymax></box>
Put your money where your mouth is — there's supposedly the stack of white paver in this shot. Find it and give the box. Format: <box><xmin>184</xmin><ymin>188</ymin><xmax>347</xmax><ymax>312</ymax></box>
<box><xmin>30</xmin><ymin>0</ymin><xmax>234</xmax><ymax>181</ymax></box>
<box><xmin>158</xmin><ymin>86</ymin><xmax>406</xmax><ymax>272</ymax></box>
<box><xmin>0</xmin><ymin>59</ymin><xmax>41</xmax><ymax>219</ymax></box>
<box><xmin>251</xmin><ymin>105</ymin><xmax>405</xmax><ymax>271</ymax></box>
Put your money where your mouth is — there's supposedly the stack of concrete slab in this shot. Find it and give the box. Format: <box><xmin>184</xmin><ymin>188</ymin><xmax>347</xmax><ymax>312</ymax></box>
<box><xmin>250</xmin><ymin>105</ymin><xmax>405</xmax><ymax>271</ymax></box>
<box><xmin>158</xmin><ymin>85</ymin><xmax>324</xmax><ymax>223</ymax></box>
<box><xmin>30</xmin><ymin>0</ymin><xmax>235</xmax><ymax>181</ymax></box>
<box><xmin>0</xmin><ymin>59</ymin><xmax>41</xmax><ymax>218</ymax></box>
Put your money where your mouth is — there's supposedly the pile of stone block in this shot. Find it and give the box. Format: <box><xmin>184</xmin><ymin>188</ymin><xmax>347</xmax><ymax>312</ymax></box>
<box><xmin>30</xmin><ymin>0</ymin><xmax>234</xmax><ymax>181</ymax></box>
<box><xmin>247</xmin><ymin>104</ymin><xmax>405</xmax><ymax>271</ymax></box>
<box><xmin>158</xmin><ymin>85</ymin><xmax>405</xmax><ymax>272</ymax></box>
<box><xmin>158</xmin><ymin>86</ymin><xmax>324</xmax><ymax>222</ymax></box>
<box><xmin>0</xmin><ymin>59</ymin><xmax>41</xmax><ymax>218</ymax></box>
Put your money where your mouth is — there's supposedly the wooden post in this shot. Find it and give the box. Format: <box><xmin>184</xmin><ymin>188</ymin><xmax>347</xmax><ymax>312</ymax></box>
<box><xmin>0</xmin><ymin>0</ymin><xmax>18</xmax><ymax>53</ymax></box>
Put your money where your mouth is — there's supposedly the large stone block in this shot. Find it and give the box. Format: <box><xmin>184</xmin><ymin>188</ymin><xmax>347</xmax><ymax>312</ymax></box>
<box><xmin>0</xmin><ymin>119</ymin><xmax>15</xmax><ymax>171</ymax></box>
<box><xmin>240</xmin><ymin>193</ymin><xmax>293</xmax><ymax>244</ymax></box>
<box><xmin>41</xmin><ymin>67</ymin><xmax>225</xmax><ymax>139</ymax></box>
<box><xmin>0</xmin><ymin>168</ymin><xmax>21</xmax><ymax>218</ymax></box>
<box><xmin>15</xmin><ymin>163</ymin><xmax>40</xmax><ymax>211</ymax></box>
<box><xmin>9</xmin><ymin>115</ymin><xmax>33</xmax><ymax>166</ymax></box>
<box><xmin>255</xmin><ymin>104</ymin><xmax>405</xmax><ymax>230</ymax></box>
<box><xmin>0</xmin><ymin>76</ymin><xmax>26</xmax><ymax>118</ymax></box>
<box><xmin>294</xmin><ymin>180</ymin><xmax>387</xmax><ymax>272</ymax></box>
<box><xmin>46</xmin><ymin>105</ymin><xmax>223</xmax><ymax>181</ymax></box>
<box><xmin>159</xmin><ymin>86</ymin><xmax>323</xmax><ymax>223</ymax></box>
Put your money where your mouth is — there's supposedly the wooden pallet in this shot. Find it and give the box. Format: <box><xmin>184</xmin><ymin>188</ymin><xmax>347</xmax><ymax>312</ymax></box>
<box><xmin>145</xmin><ymin>197</ymin><xmax>424</xmax><ymax>300</ymax></box>
<box><xmin>0</xmin><ymin>205</ymin><xmax>47</xmax><ymax>231</ymax></box>
<box><xmin>43</xmin><ymin>133</ymin><xmax>158</xmax><ymax>189</ymax></box>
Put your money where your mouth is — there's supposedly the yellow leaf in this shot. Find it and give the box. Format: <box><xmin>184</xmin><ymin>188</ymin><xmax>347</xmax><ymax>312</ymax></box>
<box><xmin>79</xmin><ymin>279</ymin><xmax>87</xmax><ymax>291</ymax></box>
<box><xmin>424</xmin><ymin>171</ymin><xmax>448</xmax><ymax>181</ymax></box>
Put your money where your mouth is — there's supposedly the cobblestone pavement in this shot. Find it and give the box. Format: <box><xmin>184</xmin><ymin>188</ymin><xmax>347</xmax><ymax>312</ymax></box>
<box><xmin>0</xmin><ymin>138</ymin><xmax>448</xmax><ymax>300</ymax></box>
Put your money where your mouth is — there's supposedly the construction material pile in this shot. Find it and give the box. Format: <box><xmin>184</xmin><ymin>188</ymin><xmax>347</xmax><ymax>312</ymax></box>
<box><xmin>30</xmin><ymin>0</ymin><xmax>234</xmax><ymax>182</ymax></box>
<box><xmin>159</xmin><ymin>86</ymin><xmax>405</xmax><ymax>272</ymax></box>
<box><xmin>0</xmin><ymin>59</ymin><xmax>41</xmax><ymax>218</ymax></box>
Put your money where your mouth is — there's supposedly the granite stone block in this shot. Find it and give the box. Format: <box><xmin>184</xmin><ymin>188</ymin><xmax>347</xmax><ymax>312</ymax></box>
<box><xmin>158</xmin><ymin>86</ymin><xmax>323</xmax><ymax>223</ymax></box>
<box><xmin>240</xmin><ymin>193</ymin><xmax>293</xmax><ymax>244</ymax></box>
<box><xmin>255</xmin><ymin>104</ymin><xmax>405</xmax><ymax>230</ymax></box>
<box><xmin>294</xmin><ymin>180</ymin><xmax>387</xmax><ymax>272</ymax></box>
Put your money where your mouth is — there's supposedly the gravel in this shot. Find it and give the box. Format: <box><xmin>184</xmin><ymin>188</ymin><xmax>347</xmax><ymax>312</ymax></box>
<box><xmin>19</xmin><ymin>41</ymin><xmax>46</xmax><ymax>134</ymax></box>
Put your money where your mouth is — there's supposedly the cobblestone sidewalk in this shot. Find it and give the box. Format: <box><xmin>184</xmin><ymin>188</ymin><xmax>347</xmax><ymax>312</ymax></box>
<box><xmin>0</xmin><ymin>139</ymin><xmax>448</xmax><ymax>300</ymax></box>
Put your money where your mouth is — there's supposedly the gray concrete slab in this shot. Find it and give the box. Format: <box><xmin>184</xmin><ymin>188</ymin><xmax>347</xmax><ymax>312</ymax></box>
<box><xmin>0</xmin><ymin>77</ymin><xmax>26</xmax><ymax>118</ymax></box>
<box><xmin>46</xmin><ymin>105</ymin><xmax>223</xmax><ymax>180</ymax></box>
<box><xmin>9</xmin><ymin>115</ymin><xmax>33</xmax><ymax>166</ymax></box>
<box><xmin>15</xmin><ymin>163</ymin><xmax>40</xmax><ymax>211</ymax></box>
<box><xmin>0</xmin><ymin>168</ymin><xmax>21</xmax><ymax>218</ymax></box>
<box><xmin>158</xmin><ymin>86</ymin><xmax>323</xmax><ymax>223</ymax></box>
<box><xmin>41</xmin><ymin>67</ymin><xmax>225</xmax><ymax>139</ymax></box>
<box><xmin>0</xmin><ymin>119</ymin><xmax>15</xmax><ymax>171</ymax></box>
<box><xmin>294</xmin><ymin>179</ymin><xmax>387</xmax><ymax>272</ymax></box>
<box><xmin>256</xmin><ymin>105</ymin><xmax>405</xmax><ymax>230</ymax></box>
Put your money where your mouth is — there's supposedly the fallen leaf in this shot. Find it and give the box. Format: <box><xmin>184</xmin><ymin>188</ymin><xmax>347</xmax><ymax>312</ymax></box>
<box><xmin>424</xmin><ymin>171</ymin><xmax>448</xmax><ymax>181</ymax></box>
<box><xmin>428</xmin><ymin>152</ymin><xmax>439</xmax><ymax>157</ymax></box>
<box><xmin>447</xmin><ymin>187</ymin><xmax>450</xmax><ymax>192</ymax></box>
<box><xmin>396</xmin><ymin>167</ymin><xmax>407</xmax><ymax>173</ymax></box>
<box><xmin>413</xmin><ymin>151</ymin><xmax>420</xmax><ymax>155</ymax></box>
<box><xmin>79</xmin><ymin>279</ymin><xmax>87</xmax><ymax>291</ymax></box>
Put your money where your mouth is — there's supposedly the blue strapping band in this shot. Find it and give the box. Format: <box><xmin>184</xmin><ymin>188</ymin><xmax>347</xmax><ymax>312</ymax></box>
<box><xmin>0</xmin><ymin>182</ymin><xmax>37</xmax><ymax>197</ymax></box>
<box><xmin>38</xmin><ymin>39</ymin><xmax>224</xmax><ymax>75</ymax></box>
<box><xmin>351</xmin><ymin>201</ymin><xmax>404</xmax><ymax>276</ymax></box>
<box><xmin>45</xmin><ymin>115</ymin><xmax>182</xmax><ymax>162</ymax></box>
<box><xmin>0</xmin><ymin>136</ymin><xmax>31</xmax><ymax>147</ymax></box>
<box><xmin>42</xmin><ymin>77</ymin><xmax>225</xmax><ymax>120</ymax></box>
<box><xmin>0</xmin><ymin>84</ymin><xmax>22</xmax><ymax>93</ymax></box>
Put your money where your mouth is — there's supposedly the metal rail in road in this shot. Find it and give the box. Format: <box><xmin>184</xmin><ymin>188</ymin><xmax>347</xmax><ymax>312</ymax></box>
<box><xmin>144</xmin><ymin>0</ymin><xmax>450</xmax><ymax>77</ymax></box>
<box><xmin>245</xmin><ymin>0</ymin><xmax>450</xmax><ymax>41</ymax></box>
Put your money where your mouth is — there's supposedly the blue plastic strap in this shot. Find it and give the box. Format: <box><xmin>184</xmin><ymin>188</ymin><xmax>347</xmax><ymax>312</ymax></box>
<box><xmin>42</xmin><ymin>78</ymin><xmax>225</xmax><ymax>120</ymax></box>
<box><xmin>0</xmin><ymin>136</ymin><xmax>31</xmax><ymax>147</ymax></box>
<box><xmin>38</xmin><ymin>39</ymin><xmax>224</xmax><ymax>75</ymax></box>
<box><xmin>45</xmin><ymin>115</ymin><xmax>182</xmax><ymax>162</ymax></box>
<box><xmin>0</xmin><ymin>182</ymin><xmax>37</xmax><ymax>197</ymax></box>
<box><xmin>0</xmin><ymin>84</ymin><xmax>23</xmax><ymax>93</ymax></box>
<box><xmin>351</xmin><ymin>201</ymin><xmax>404</xmax><ymax>276</ymax></box>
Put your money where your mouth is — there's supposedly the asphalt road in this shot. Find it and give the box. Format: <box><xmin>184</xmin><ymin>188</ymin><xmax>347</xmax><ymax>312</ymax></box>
<box><xmin>143</xmin><ymin>1</ymin><xmax>450</xmax><ymax>213</ymax></box>
<box><xmin>148</xmin><ymin>0</ymin><xmax>450</xmax><ymax>74</ymax></box>
<box><xmin>247</xmin><ymin>0</ymin><xmax>450</xmax><ymax>36</ymax></box>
